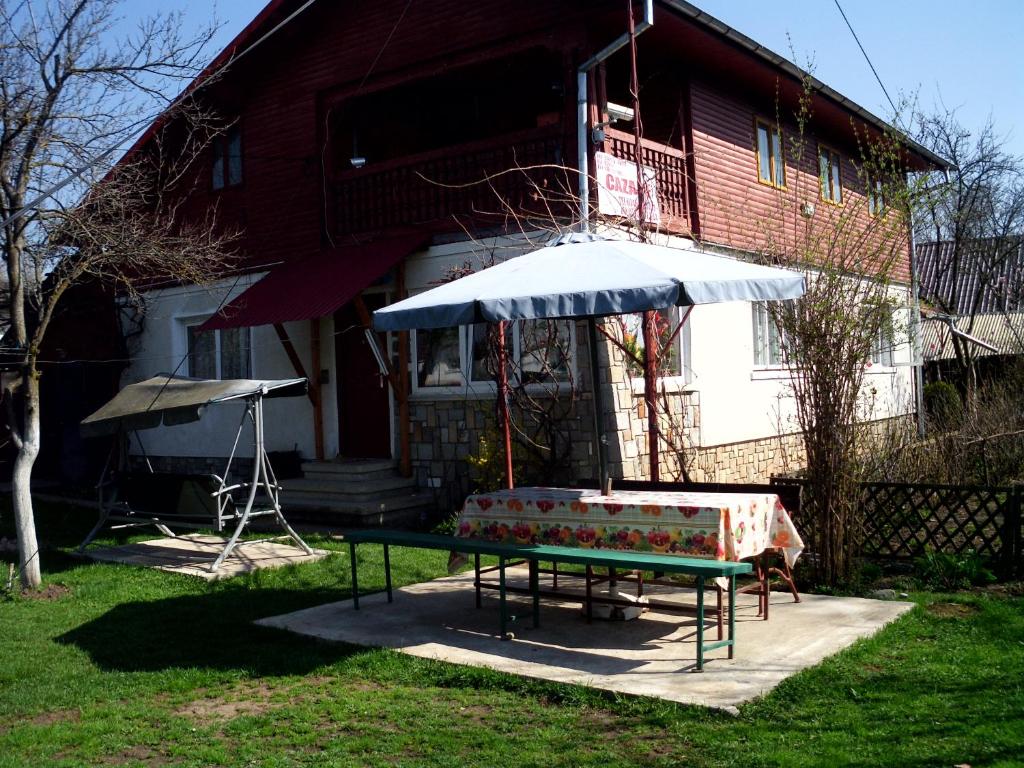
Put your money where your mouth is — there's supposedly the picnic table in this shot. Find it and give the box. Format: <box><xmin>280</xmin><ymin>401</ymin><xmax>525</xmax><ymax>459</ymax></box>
<box><xmin>458</xmin><ymin>487</ymin><xmax>803</xmax><ymax>564</ymax></box>
<box><xmin>457</xmin><ymin>486</ymin><xmax>804</xmax><ymax>617</ymax></box>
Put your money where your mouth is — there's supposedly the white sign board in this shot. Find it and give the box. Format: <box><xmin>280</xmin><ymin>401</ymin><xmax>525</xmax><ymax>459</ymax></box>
<box><xmin>594</xmin><ymin>151</ymin><xmax>661</xmax><ymax>225</ymax></box>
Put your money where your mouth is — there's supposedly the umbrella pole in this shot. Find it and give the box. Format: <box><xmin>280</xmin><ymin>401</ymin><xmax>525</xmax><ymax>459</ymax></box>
<box><xmin>497</xmin><ymin>321</ymin><xmax>514</xmax><ymax>490</ymax></box>
<box><xmin>643</xmin><ymin>311</ymin><xmax>660</xmax><ymax>481</ymax></box>
<box><xmin>587</xmin><ymin>317</ymin><xmax>611</xmax><ymax>495</ymax></box>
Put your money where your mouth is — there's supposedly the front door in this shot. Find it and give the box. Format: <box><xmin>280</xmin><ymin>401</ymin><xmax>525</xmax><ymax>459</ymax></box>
<box><xmin>335</xmin><ymin>294</ymin><xmax>391</xmax><ymax>458</ymax></box>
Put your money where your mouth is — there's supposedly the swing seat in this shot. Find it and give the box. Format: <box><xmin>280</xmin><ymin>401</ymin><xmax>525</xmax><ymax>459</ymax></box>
<box><xmin>78</xmin><ymin>376</ymin><xmax>316</xmax><ymax>573</ymax></box>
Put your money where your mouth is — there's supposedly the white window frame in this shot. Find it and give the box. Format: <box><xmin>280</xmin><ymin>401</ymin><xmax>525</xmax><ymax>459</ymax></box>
<box><xmin>411</xmin><ymin>321</ymin><xmax>577</xmax><ymax>398</ymax></box>
<box><xmin>181</xmin><ymin>318</ymin><xmax>252</xmax><ymax>380</ymax></box>
<box><xmin>752</xmin><ymin>301</ymin><xmax>792</xmax><ymax>369</ymax></box>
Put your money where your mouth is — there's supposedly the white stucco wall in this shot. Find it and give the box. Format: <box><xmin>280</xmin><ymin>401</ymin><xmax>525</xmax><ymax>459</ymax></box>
<box><xmin>121</xmin><ymin>274</ymin><xmax>338</xmax><ymax>460</ymax></box>
<box><xmin>686</xmin><ymin>291</ymin><xmax>916</xmax><ymax>448</ymax></box>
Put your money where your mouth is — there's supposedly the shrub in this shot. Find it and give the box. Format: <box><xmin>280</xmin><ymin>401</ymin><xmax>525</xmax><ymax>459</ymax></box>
<box><xmin>924</xmin><ymin>380</ymin><xmax>963</xmax><ymax>429</ymax></box>
<box><xmin>914</xmin><ymin>548</ymin><xmax>996</xmax><ymax>591</ymax></box>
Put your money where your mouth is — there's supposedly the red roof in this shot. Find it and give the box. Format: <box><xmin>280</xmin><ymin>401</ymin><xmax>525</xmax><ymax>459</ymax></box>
<box><xmin>200</xmin><ymin>234</ymin><xmax>425</xmax><ymax>331</ymax></box>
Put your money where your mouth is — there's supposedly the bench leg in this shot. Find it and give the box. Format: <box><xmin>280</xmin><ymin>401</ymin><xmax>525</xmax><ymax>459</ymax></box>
<box><xmin>585</xmin><ymin>565</ymin><xmax>593</xmax><ymax>623</ymax></box>
<box><xmin>728</xmin><ymin>574</ymin><xmax>736</xmax><ymax>660</ymax></box>
<box><xmin>529</xmin><ymin>559</ymin><xmax>540</xmax><ymax>628</ymax></box>
<box><xmin>474</xmin><ymin>553</ymin><xmax>482</xmax><ymax>608</ymax></box>
<box><xmin>499</xmin><ymin>557</ymin><xmax>510</xmax><ymax>640</ymax></box>
<box><xmin>552</xmin><ymin>561</ymin><xmax>558</xmax><ymax>591</ymax></box>
<box><xmin>695</xmin><ymin>575</ymin><xmax>705</xmax><ymax>672</ymax></box>
<box><xmin>350</xmin><ymin>541</ymin><xmax>359</xmax><ymax>610</ymax></box>
<box><xmin>383</xmin><ymin>544</ymin><xmax>392</xmax><ymax>603</ymax></box>
<box><xmin>716</xmin><ymin>583</ymin><xmax>724</xmax><ymax>640</ymax></box>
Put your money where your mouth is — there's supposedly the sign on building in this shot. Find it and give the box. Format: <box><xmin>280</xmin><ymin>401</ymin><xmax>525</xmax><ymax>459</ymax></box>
<box><xmin>594</xmin><ymin>151</ymin><xmax>661</xmax><ymax>226</ymax></box>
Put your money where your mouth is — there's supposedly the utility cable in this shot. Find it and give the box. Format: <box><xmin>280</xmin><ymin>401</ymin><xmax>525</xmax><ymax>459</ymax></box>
<box><xmin>833</xmin><ymin>0</ymin><xmax>898</xmax><ymax>119</ymax></box>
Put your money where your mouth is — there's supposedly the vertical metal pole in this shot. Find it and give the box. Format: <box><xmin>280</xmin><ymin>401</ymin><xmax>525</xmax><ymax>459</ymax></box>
<box><xmin>383</xmin><ymin>544</ymin><xmax>392</xmax><ymax>603</ymax></box>
<box><xmin>907</xmin><ymin>196</ymin><xmax>927</xmax><ymax>438</ymax></box>
<box><xmin>643</xmin><ymin>311</ymin><xmax>660</xmax><ymax>481</ymax></box>
<box><xmin>695</xmin><ymin>575</ymin><xmax>705</xmax><ymax>672</ymax></box>
<box><xmin>497</xmin><ymin>321</ymin><xmax>514</xmax><ymax>490</ymax></box>
<box><xmin>587</xmin><ymin>317</ymin><xmax>610</xmax><ymax>494</ymax></box>
<box><xmin>350</xmin><ymin>541</ymin><xmax>359</xmax><ymax>610</ymax></box>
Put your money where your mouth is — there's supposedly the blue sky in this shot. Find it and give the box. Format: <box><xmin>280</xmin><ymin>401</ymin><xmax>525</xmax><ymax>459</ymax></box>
<box><xmin>177</xmin><ymin>0</ymin><xmax>1024</xmax><ymax>159</ymax></box>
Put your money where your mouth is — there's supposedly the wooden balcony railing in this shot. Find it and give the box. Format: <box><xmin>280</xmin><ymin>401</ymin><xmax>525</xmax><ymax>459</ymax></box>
<box><xmin>331</xmin><ymin>126</ymin><xmax>569</xmax><ymax>236</ymax></box>
<box><xmin>602</xmin><ymin>128</ymin><xmax>691</xmax><ymax>234</ymax></box>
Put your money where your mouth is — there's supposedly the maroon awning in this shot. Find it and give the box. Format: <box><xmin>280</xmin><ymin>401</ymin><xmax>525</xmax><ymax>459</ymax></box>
<box><xmin>200</xmin><ymin>235</ymin><xmax>426</xmax><ymax>331</ymax></box>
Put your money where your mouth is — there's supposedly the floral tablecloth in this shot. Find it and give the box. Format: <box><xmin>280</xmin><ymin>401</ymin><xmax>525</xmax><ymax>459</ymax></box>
<box><xmin>457</xmin><ymin>487</ymin><xmax>803</xmax><ymax>567</ymax></box>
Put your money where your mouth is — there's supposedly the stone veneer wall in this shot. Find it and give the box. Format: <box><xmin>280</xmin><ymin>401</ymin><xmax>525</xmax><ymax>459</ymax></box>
<box><xmin>406</xmin><ymin>323</ymin><xmax>815</xmax><ymax>502</ymax></box>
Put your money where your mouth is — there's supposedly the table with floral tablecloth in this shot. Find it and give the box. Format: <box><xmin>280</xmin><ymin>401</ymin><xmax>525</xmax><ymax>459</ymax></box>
<box><xmin>457</xmin><ymin>487</ymin><xmax>803</xmax><ymax>567</ymax></box>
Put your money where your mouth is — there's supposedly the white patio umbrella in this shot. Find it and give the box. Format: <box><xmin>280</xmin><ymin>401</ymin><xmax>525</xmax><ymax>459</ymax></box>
<box><xmin>373</xmin><ymin>232</ymin><xmax>805</xmax><ymax>490</ymax></box>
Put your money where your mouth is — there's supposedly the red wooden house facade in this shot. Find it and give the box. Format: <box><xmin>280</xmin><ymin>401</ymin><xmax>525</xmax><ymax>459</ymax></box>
<box><xmin>111</xmin><ymin>0</ymin><xmax>945</xmax><ymax>519</ymax></box>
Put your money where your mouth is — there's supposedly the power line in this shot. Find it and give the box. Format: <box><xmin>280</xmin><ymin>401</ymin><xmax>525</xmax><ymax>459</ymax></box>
<box><xmin>833</xmin><ymin>0</ymin><xmax>898</xmax><ymax>119</ymax></box>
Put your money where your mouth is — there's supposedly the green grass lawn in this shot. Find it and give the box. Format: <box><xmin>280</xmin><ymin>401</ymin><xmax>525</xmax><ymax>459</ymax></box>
<box><xmin>1</xmin><ymin>500</ymin><xmax>1022</xmax><ymax>767</ymax></box>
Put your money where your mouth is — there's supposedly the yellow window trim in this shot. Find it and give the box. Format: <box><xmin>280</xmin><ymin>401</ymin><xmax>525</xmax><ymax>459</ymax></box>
<box><xmin>817</xmin><ymin>143</ymin><xmax>844</xmax><ymax>206</ymax></box>
<box><xmin>754</xmin><ymin>117</ymin><xmax>787</xmax><ymax>191</ymax></box>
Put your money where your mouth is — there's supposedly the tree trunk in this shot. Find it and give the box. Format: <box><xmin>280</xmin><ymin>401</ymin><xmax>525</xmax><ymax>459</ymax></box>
<box><xmin>11</xmin><ymin>371</ymin><xmax>42</xmax><ymax>590</ymax></box>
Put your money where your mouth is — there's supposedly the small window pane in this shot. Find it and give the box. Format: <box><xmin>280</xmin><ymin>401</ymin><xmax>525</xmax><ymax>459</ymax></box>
<box><xmin>188</xmin><ymin>326</ymin><xmax>217</xmax><ymax>379</ymax></box>
<box><xmin>752</xmin><ymin>303</ymin><xmax>767</xmax><ymax>366</ymax></box>
<box><xmin>831</xmin><ymin>155</ymin><xmax>842</xmax><ymax>203</ymax></box>
<box><xmin>519</xmin><ymin>320</ymin><xmax>571</xmax><ymax>383</ymax></box>
<box><xmin>416</xmin><ymin>328</ymin><xmax>462</xmax><ymax>387</ymax></box>
<box><xmin>469</xmin><ymin>324</ymin><xmax>511</xmax><ymax>384</ymax></box>
<box><xmin>819</xmin><ymin>151</ymin><xmax>830</xmax><ymax>198</ymax></box>
<box><xmin>757</xmin><ymin>125</ymin><xmax>772</xmax><ymax>183</ymax></box>
<box><xmin>211</xmin><ymin>142</ymin><xmax>225</xmax><ymax>190</ymax></box>
<box><xmin>226</xmin><ymin>127</ymin><xmax>242</xmax><ymax>186</ymax></box>
<box><xmin>771</xmin><ymin>130</ymin><xmax>784</xmax><ymax>187</ymax></box>
<box><xmin>622</xmin><ymin>310</ymin><xmax>682</xmax><ymax>378</ymax></box>
<box><xmin>219</xmin><ymin>327</ymin><xmax>251</xmax><ymax>379</ymax></box>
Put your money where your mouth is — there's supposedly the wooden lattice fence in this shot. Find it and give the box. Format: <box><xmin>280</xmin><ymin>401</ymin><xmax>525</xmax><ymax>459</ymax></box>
<box><xmin>771</xmin><ymin>478</ymin><xmax>1023</xmax><ymax>577</ymax></box>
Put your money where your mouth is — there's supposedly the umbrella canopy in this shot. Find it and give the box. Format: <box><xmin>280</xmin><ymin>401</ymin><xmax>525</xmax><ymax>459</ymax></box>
<box><xmin>80</xmin><ymin>375</ymin><xmax>308</xmax><ymax>437</ymax></box>
<box><xmin>373</xmin><ymin>232</ymin><xmax>805</xmax><ymax>331</ymax></box>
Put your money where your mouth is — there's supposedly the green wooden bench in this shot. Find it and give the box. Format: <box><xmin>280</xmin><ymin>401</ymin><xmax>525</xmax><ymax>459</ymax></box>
<box><xmin>343</xmin><ymin>530</ymin><xmax>752</xmax><ymax>671</ymax></box>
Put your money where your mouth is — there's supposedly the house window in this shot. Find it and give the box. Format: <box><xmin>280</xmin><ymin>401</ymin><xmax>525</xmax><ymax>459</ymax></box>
<box><xmin>752</xmin><ymin>301</ymin><xmax>791</xmax><ymax>367</ymax></box>
<box><xmin>819</xmin><ymin>145</ymin><xmax>843</xmax><ymax>204</ymax></box>
<box><xmin>187</xmin><ymin>324</ymin><xmax>251</xmax><ymax>379</ymax></box>
<box><xmin>618</xmin><ymin>308</ymin><xmax>689</xmax><ymax>380</ymax></box>
<box><xmin>869</xmin><ymin>318</ymin><xmax>894</xmax><ymax>367</ymax></box>
<box><xmin>414</xmin><ymin>321</ymin><xmax>575</xmax><ymax>392</ymax></box>
<box><xmin>755</xmin><ymin>120</ymin><xmax>786</xmax><ymax>189</ymax></box>
<box><xmin>212</xmin><ymin>125</ymin><xmax>242</xmax><ymax>190</ymax></box>
<box><xmin>868</xmin><ymin>178</ymin><xmax>885</xmax><ymax>216</ymax></box>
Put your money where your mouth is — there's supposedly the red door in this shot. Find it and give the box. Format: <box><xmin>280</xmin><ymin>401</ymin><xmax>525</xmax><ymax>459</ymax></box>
<box><xmin>335</xmin><ymin>295</ymin><xmax>391</xmax><ymax>458</ymax></box>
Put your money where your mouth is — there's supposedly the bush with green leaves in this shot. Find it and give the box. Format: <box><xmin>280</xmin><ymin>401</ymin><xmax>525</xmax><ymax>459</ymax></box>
<box><xmin>914</xmin><ymin>548</ymin><xmax>996</xmax><ymax>591</ymax></box>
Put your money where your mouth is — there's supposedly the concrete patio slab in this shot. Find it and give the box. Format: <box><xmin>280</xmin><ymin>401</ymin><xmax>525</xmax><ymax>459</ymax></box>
<box><xmin>256</xmin><ymin>568</ymin><xmax>913</xmax><ymax>712</ymax></box>
<box><xmin>83</xmin><ymin>533</ymin><xmax>330</xmax><ymax>580</ymax></box>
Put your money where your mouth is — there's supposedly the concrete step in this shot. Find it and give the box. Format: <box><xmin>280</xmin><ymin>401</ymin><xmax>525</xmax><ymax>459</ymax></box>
<box><xmin>282</xmin><ymin>474</ymin><xmax>416</xmax><ymax>498</ymax></box>
<box><xmin>280</xmin><ymin>489</ymin><xmax>436</xmax><ymax>527</ymax></box>
<box><xmin>300</xmin><ymin>459</ymin><xmax>397</xmax><ymax>481</ymax></box>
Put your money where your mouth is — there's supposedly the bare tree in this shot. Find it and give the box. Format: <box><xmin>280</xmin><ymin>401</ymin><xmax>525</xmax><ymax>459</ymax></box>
<box><xmin>914</xmin><ymin>110</ymin><xmax>1024</xmax><ymax>403</ymax></box>
<box><xmin>0</xmin><ymin>0</ymin><xmax>233</xmax><ymax>590</ymax></box>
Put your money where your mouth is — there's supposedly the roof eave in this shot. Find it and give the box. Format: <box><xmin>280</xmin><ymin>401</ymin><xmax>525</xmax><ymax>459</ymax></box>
<box><xmin>660</xmin><ymin>0</ymin><xmax>952</xmax><ymax>171</ymax></box>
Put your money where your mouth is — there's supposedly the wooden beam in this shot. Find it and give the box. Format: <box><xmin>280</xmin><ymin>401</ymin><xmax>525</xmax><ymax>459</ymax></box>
<box><xmin>310</xmin><ymin>318</ymin><xmax>325</xmax><ymax>460</ymax></box>
<box><xmin>273</xmin><ymin>323</ymin><xmax>318</xmax><ymax>409</ymax></box>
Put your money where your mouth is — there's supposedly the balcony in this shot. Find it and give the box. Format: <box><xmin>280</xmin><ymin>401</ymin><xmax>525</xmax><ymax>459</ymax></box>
<box><xmin>331</xmin><ymin>126</ymin><xmax>569</xmax><ymax>237</ymax></box>
<box><xmin>329</xmin><ymin>125</ymin><xmax>692</xmax><ymax>238</ymax></box>
<box><xmin>601</xmin><ymin>128</ymin><xmax>692</xmax><ymax>235</ymax></box>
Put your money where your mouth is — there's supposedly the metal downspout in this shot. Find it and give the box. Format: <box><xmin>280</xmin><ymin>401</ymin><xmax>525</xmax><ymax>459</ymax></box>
<box><xmin>577</xmin><ymin>0</ymin><xmax>653</xmax><ymax>232</ymax></box>
<box><xmin>907</xmin><ymin>189</ymin><xmax>926</xmax><ymax>438</ymax></box>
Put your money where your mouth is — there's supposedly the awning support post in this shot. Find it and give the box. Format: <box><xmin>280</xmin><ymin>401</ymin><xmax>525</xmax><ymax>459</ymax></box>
<box><xmin>497</xmin><ymin>321</ymin><xmax>514</xmax><ymax>490</ymax></box>
<box><xmin>310</xmin><ymin>318</ymin><xmax>325</xmax><ymax>460</ymax></box>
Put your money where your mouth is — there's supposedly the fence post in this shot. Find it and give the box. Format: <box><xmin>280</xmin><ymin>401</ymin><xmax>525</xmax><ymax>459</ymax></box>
<box><xmin>1002</xmin><ymin>487</ymin><xmax>1022</xmax><ymax>579</ymax></box>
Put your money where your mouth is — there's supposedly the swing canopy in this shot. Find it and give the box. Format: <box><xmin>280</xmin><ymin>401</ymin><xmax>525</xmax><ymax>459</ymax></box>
<box><xmin>80</xmin><ymin>375</ymin><xmax>307</xmax><ymax>437</ymax></box>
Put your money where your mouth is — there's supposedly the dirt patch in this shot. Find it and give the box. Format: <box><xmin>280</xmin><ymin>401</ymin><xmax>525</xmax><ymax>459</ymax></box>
<box><xmin>101</xmin><ymin>745</ymin><xmax>171</xmax><ymax>766</ymax></box>
<box><xmin>27</xmin><ymin>708</ymin><xmax>80</xmax><ymax>727</ymax></box>
<box><xmin>21</xmin><ymin>584</ymin><xmax>71</xmax><ymax>601</ymax></box>
<box><xmin>928</xmin><ymin>602</ymin><xmax>980</xmax><ymax>619</ymax></box>
<box><xmin>176</xmin><ymin>698</ymin><xmax>275</xmax><ymax>721</ymax></box>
